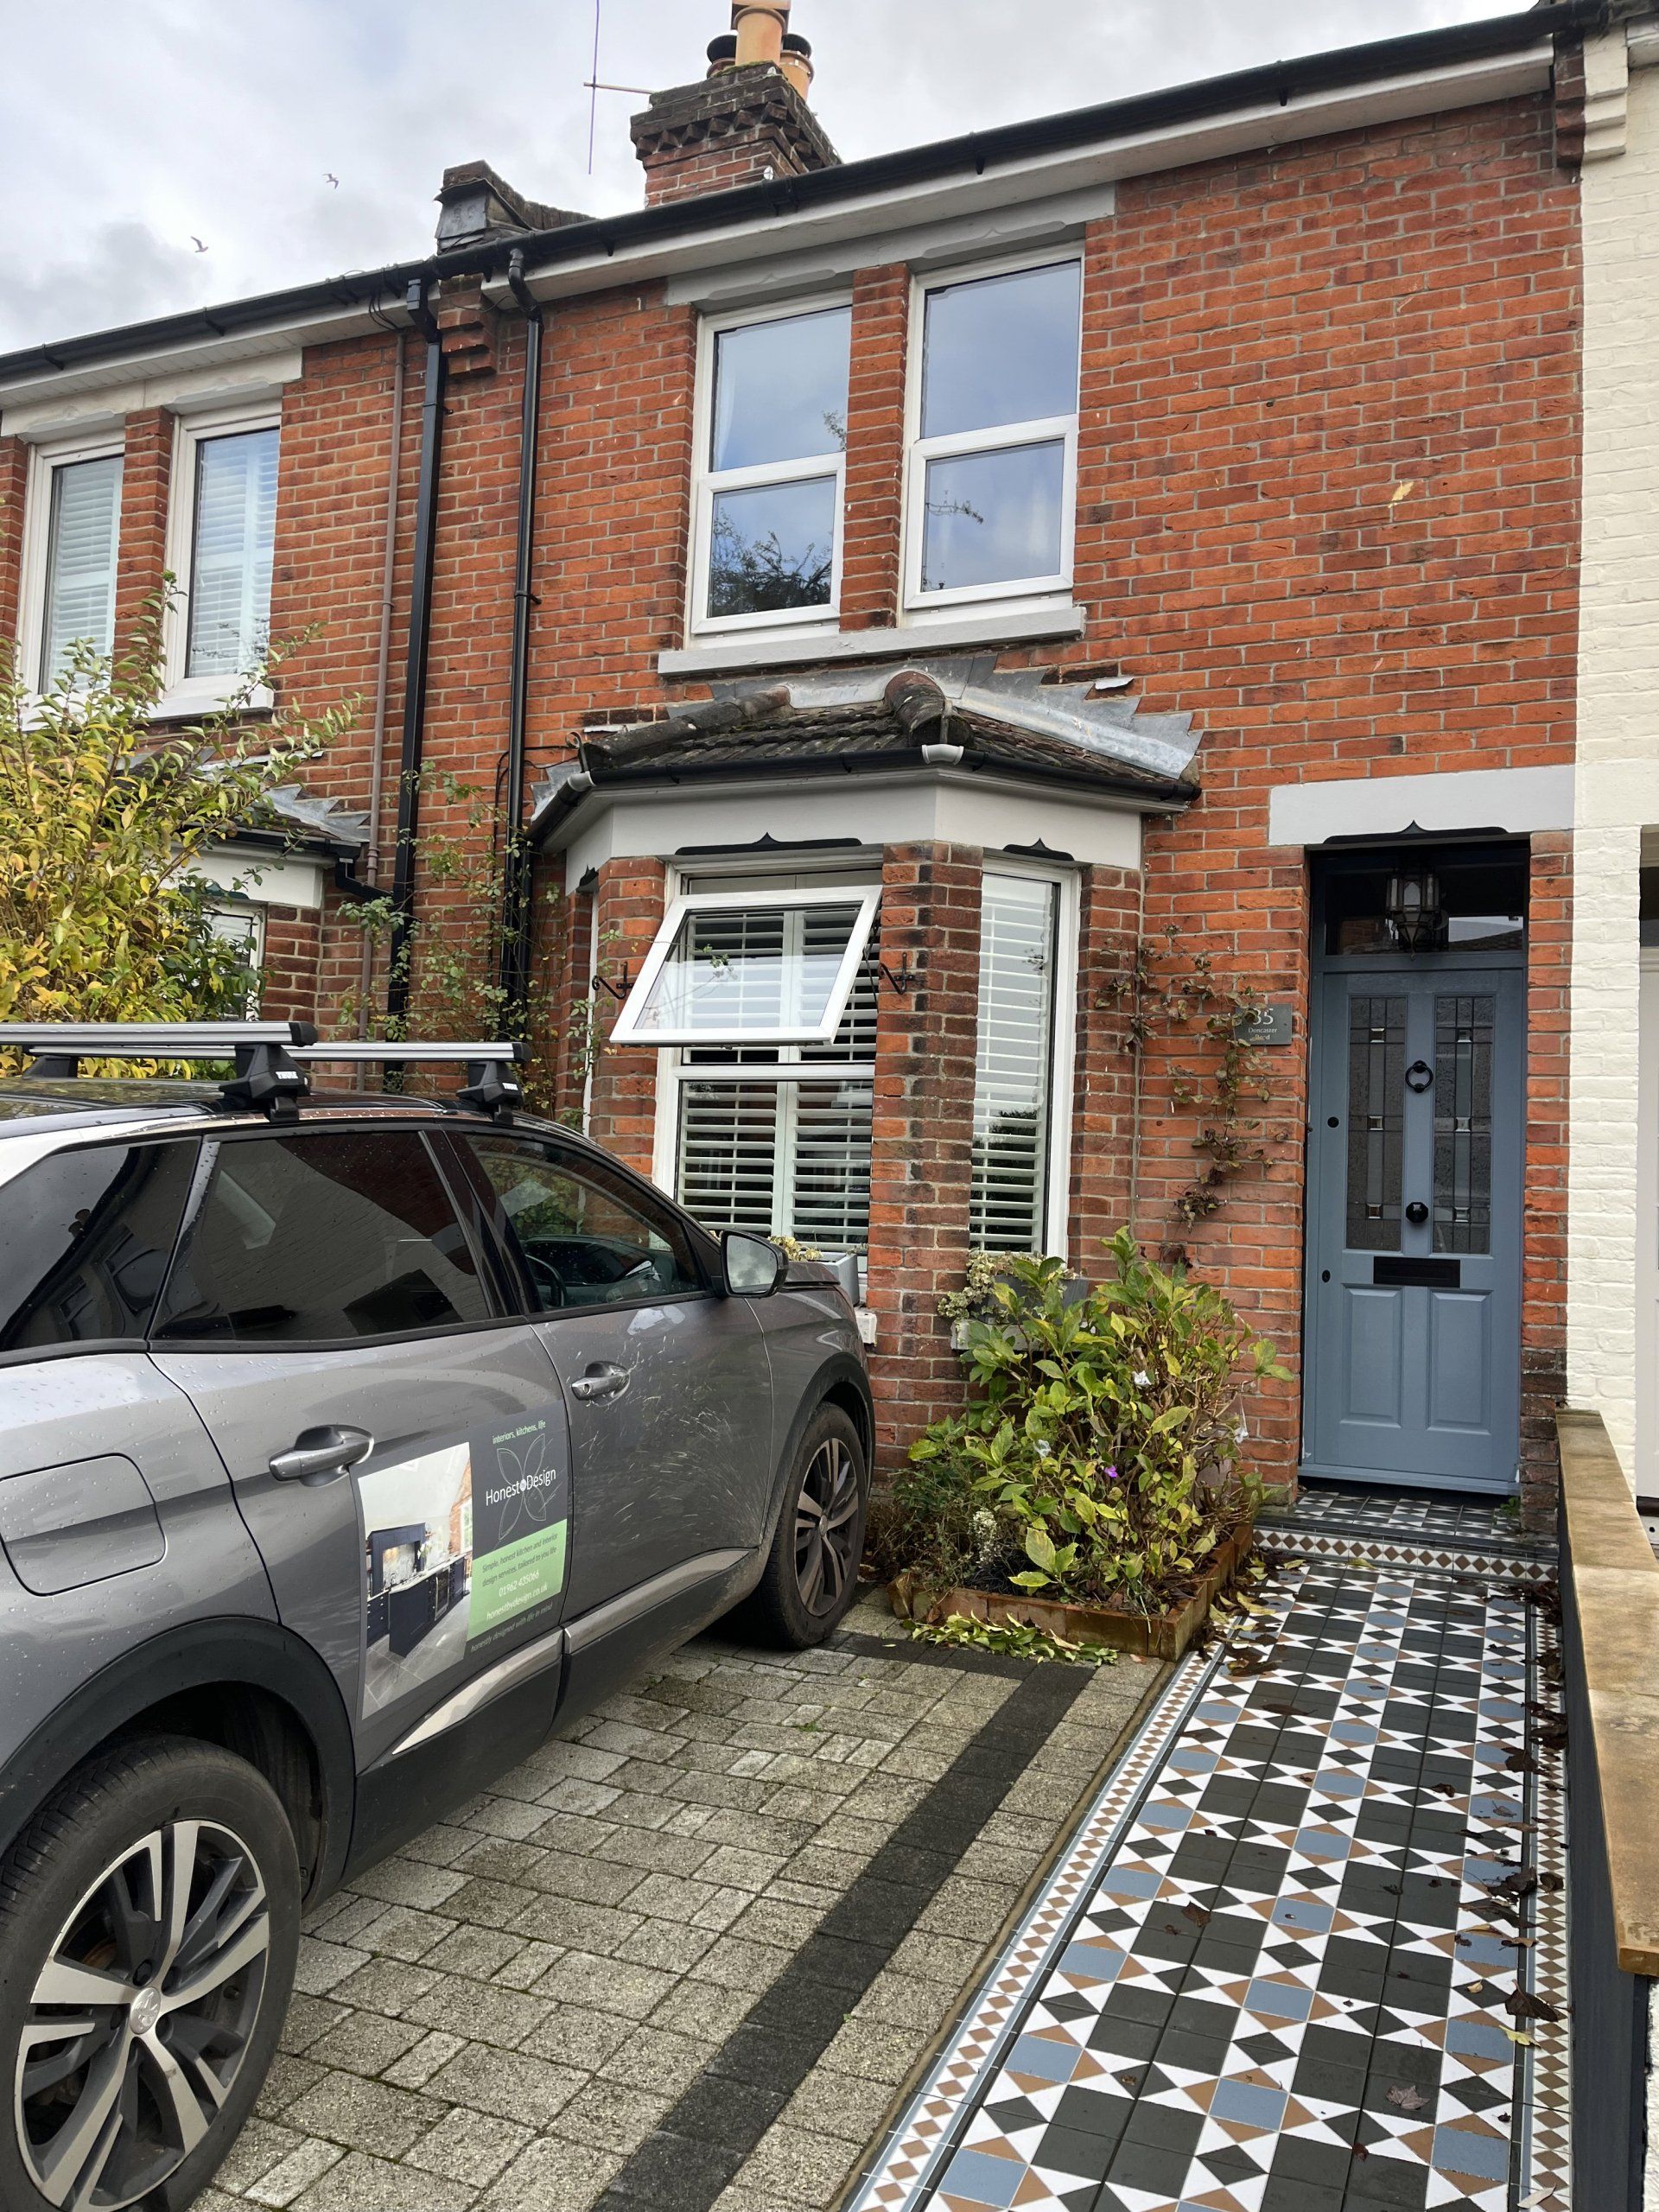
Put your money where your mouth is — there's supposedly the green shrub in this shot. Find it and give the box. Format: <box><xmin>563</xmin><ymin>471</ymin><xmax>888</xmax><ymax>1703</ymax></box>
<box><xmin>902</xmin><ymin>1232</ymin><xmax>1291</xmax><ymax>1613</ymax></box>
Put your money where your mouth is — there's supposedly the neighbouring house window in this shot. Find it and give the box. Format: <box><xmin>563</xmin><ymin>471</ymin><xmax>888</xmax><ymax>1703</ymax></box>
<box><xmin>181</xmin><ymin>424</ymin><xmax>279</xmax><ymax>679</ymax></box>
<box><xmin>35</xmin><ymin>451</ymin><xmax>124</xmax><ymax>685</ymax></box>
<box><xmin>692</xmin><ymin>304</ymin><xmax>851</xmax><ymax>633</ymax></box>
<box><xmin>207</xmin><ymin>904</ymin><xmax>266</xmax><ymax>1016</ymax></box>
<box><xmin>970</xmin><ymin>871</ymin><xmax>1064</xmax><ymax>1251</ymax></box>
<box><xmin>635</xmin><ymin>882</ymin><xmax>880</xmax><ymax>1253</ymax></box>
<box><xmin>906</xmin><ymin>257</ymin><xmax>1082</xmax><ymax>608</ymax></box>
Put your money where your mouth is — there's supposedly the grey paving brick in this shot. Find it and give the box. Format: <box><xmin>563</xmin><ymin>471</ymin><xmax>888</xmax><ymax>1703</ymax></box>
<box><xmin>382</xmin><ymin>2030</ymin><xmax>467</xmax><ymax>2090</ymax></box>
<box><xmin>292</xmin><ymin>1939</ymin><xmax>369</xmax><ymax>1997</ymax></box>
<box><xmin>647</xmin><ymin>1976</ymin><xmax>757</xmax><ymax>2043</ymax></box>
<box><xmin>613</xmin><ymin>1916</ymin><xmax>721</xmax><ymax>1974</ymax></box>
<box><xmin>346</xmin><ymin>1857</ymin><xmax>467</xmax><ymax>1912</ymax></box>
<box><xmin>520</xmin><ymin>2004</ymin><xmax>634</xmax><ymax>2072</ymax></box>
<box><xmin>422</xmin><ymin>2043</ymin><xmax>585</xmax><ymax>2126</ymax></box>
<box><xmin>421</xmin><ymin>1925</ymin><xmax>531</xmax><ymax>1983</ymax></box>
<box><xmin>278</xmin><ymin>1995</ymin><xmax>350</xmax><ymax>2056</ymax></box>
<box><xmin>688</xmin><ymin>1933</ymin><xmax>793</xmax><ymax>1995</ymax></box>
<box><xmin>405</xmin><ymin>1974</ymin><xmax>556</xmax><ymax>2050</ymax></box>
<box><xmin>510</xmin><ymin>1894</ymin><xmax>643</xmax><ymax>1951</ymax></box>
<box><xmin>255</xmin><ymin>2054</ymin><xmax>328</xmax><ymax>2120</ymax></box>
<box><xmin>244</xmin><ymin>2136</ymin><xmax>346</xmax><ymax>2207</ymax></box>
<box><xmin>782</xmin><ymin>2062</ymin><xmax>899</xmax><ymax>2144</ymax></box>
<box><xmin>492</xmin><ymin>1937</ymin><xmax>565</xmax><ymax>1989</ymax></box>
<box><xmin>304</xmin><ymin>2011</ymin><xmax>429</xmax><ymax>2079</ymax></box>
<box><xmin>475</xmin><ymin>2134</ymin><xmax>624</xmax><ymax>2211</ymax></box>
<box><xmin>531</xmin><ymin>1949</ymin><xmax>678</xmax><ymax>2018</ymax></box>
<box><xmin>350</xmin><ymin>1904</ymin><xmax>457</xmax><ymax>1962</ymax></box>
<box><xmin>330</xmin><ymin>1956</ymin><xmax>440</xmax><ymax>2016</ymax></box>
<box><xmin>459</xmin><ymin>1838</ymin><xmax>650</xmax><ymax>1904</ymax></box>
<box><xmin>597</xmin><ymin>2023</ymin><xmax>717</xmax><ymax>2100</ymax></box>
<box><xmin>218</xmin><ymin>2116</ymin><xmax>304</xmax><ymax>2193</ymax></box>
<box><xmin>405</xmin><ymin>2106</ymin><xmax>535</xmax><ymax>2185</ymax></box>
<box><xmin>552</xmin><ymin>2075</ymin><xmax>673</xmax><ymax>2154</ymax></box>
<box><xmin>283</xmin><ymin>2072</ymin><xmax>442</xmax><ymax>2159</ymax></box>
<box><xmin>287</xmin><ymin>2149</ymin><xmax>473</xmax><ymax>2209</ymax></box>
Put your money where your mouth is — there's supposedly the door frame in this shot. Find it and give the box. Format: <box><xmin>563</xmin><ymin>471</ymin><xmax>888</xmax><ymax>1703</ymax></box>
<box><xmin>1300</xmin><ymin>849</ymin><xmax>1529</xmax><ymax>1494</ymax></box>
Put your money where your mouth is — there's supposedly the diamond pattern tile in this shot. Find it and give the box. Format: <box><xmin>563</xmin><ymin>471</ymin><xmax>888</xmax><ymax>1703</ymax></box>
<box><xmin>849</xmin><ymin>1508</ymin><xmax>1567</xmax><ymax>2212</ymax></box>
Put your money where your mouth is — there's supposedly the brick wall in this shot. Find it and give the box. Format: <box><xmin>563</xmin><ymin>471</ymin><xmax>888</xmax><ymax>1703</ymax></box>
<box><xmin>1525</xmin><ymin>833</ymin><xmax>1574</xmax><ymax>1526</ymax></box>
<box><xmin>865</xmin><ymin>842</ymin><xmax>985</xmax><ymax>1472</ymax></box>
<box><xmin>0</xmin><ymin>435</ymin><xmax>28</xmax><ymax>650</ymax></box>
<box><xmin>113</xmin><ymin>408</ymin><xmax>172</xmax><ymax>658</ymax></box>
<box><xmin>584</xmin><ymin>856</ymin><xmax>670</xmax><ymax>1173</ymax></box>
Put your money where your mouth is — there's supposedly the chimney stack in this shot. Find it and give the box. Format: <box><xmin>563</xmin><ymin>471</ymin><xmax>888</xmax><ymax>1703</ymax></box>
<box><xmin>632</xmin><ymin>1</ymin><xmax>837</xmax><ymax>208</ymax></box>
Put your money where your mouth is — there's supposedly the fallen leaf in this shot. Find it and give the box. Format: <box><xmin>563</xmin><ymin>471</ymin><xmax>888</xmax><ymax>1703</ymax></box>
<box><xmin>1506</xmin><ymin>1987</ymin><xmax>1560</xmax><ymax>2023</ymax></box>
<box><xmin>1390</xmin><ymin>480</ymin><xmax>1417</xmax><ymax>504</ymax></box>
<box><xmin>1181</xmin><ymin>1904</ymin><xmax>1212</xmax><ymax>1928</ymax></box>
<box><xmin>1501</xmin><ymin>2027</ymin><xmax>1534</xmax><ymax>2046</ymax></box>
<box><xmin>1387</xmin><ymin>2084</ymin><xmax>1428</xmax><ymax>2113</ymax></box>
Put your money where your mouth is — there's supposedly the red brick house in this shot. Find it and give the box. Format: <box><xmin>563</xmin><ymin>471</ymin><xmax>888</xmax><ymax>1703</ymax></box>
<box><xmin>0</xmin><ymin>2</ymin><xmax>1605</xmax><ymax>1512</ymax></box>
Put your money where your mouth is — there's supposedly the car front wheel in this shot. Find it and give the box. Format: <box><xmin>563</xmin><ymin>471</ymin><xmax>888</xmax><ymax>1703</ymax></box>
<box><xmin>0</xmin><ymin>1736</ymin><xmax>300</xmax><ymax>2212</ymax></box>
<box><xmin>744</xmin><ymin>1404</ymin><xmax>869</xmax><ymax>1648</ymax></box>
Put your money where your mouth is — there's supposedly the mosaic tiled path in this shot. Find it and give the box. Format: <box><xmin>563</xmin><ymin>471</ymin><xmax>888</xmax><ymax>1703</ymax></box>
<box><xmin>849</xmin><ymin>1504</ymin><xmax>1567</xmax><ymax>2212</ymax></box>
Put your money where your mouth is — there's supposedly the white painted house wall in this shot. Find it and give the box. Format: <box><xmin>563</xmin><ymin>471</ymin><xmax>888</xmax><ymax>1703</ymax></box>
<box><xmin>1568</xmin><ymin>31</ymin><xmax>1659</xmax><ymax>1491</ymax></box>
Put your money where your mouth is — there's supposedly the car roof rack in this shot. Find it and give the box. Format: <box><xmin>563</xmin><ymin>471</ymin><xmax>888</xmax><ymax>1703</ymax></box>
<box><xmin>0</xmin><ymin>1024</ymin><xmax>528</xmax><ymax>1121</ymax></box>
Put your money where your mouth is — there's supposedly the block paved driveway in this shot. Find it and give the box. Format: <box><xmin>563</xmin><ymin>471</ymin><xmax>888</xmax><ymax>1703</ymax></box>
<box><xmin>199</xmin><ymin>1592</ymin><xmax>1162</xmax><ymax>2212</ymax></box>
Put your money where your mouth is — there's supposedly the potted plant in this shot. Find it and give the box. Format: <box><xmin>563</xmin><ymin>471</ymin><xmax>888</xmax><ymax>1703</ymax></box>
<box><xmin>883</xmin><ymin>1233</ymin><xmax>1292</xmax><ymax>1660</ymax></box>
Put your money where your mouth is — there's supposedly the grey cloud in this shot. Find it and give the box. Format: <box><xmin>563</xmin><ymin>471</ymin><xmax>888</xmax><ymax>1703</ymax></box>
<box><xmin>0</xmin><ymin>0</ymin><xmax>1523</xmax><ymax>353</ymax></box>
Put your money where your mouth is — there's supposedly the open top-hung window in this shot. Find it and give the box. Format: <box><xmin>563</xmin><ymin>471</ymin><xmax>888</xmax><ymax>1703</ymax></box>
<box><xmin>693</xmin><ymin>303</ymin><xmax>851</xmax><ymax>634</ymax></box>
<box><xmin>614</xmin><ymin>887</ymin><xmax>880</xmax><ymax>1046</ymax></box>
<box><xmin>32</xmin><ymin>448</ymin><xmax>124</xmax><ymax>687</ymax></box>
<box><xmin>907</xmin><ymin>257</ymin><xmax>1082</xmax><ymax>608</ymax></box>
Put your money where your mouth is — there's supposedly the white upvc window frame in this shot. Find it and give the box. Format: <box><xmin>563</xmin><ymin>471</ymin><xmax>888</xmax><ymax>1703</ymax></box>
<box><xmin>687</xmin><ymin>295</ymin><xmax>852</xmax><ymax>642</ymax></box>
<box><xmin>973</xmin><ymin>855</ymin><xmax>1080</xmax><ymax>1265</ymax></box>
<box><xmin>612</xmin><ymin>883</ymin><xmax>880</xmax><ymax>1048</ymax></box>
<box><xmin>901</xmin><ymin>248</ymin><xmax>1084</xmax><ymax>616</ymax></box>
<box><xmin>15</xmin><ymin>429</ymin><xmax>125</xmax><ymax>693</ymax></box>
<box><xmin>161</xmin><ymin>400</ymin><xmax>281</xmax><ymax>715</ymax></box>
<box><xmin>647</xmin><ymin>864</ymin><xmax>881</xmax><ymax>1253</ymax></box>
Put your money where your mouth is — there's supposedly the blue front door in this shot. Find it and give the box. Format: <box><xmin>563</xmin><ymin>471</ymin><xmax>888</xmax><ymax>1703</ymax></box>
<box><xmin>1303</xmin><ymin>963</ymin><xmax>1524</xmax><ymax>1494</ymax></box>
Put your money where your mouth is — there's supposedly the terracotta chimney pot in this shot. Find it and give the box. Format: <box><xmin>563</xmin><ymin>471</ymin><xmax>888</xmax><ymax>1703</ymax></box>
<box><xmin>733</xmin><ymin>1</ymin><xmax>789</xmax><ymax>71</ymax></box>
<box><xmin>779</xmin><ymin>32</ymin><xmax>813</xmax><ymax>100</ymax></box>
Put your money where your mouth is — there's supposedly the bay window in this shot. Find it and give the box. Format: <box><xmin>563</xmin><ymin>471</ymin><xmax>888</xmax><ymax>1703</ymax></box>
<box><xmin>906</xmin><ymin>257</ymin><xmax>1082</xmax><ymax>608</ymax></box>
<box><xmin>627</xmin><ymin>881</ymin><xmax>880</xmax><ymax>1251</ymax></box>
<box><xmin>970</xmin><ymin>869</ymin><xmax>1072</xmax><ymax>1253</ymax></box>
<box><xmin>691</xmin><ymin>302</ymin><xmax>851</xmax><ymax>635</ymax></box>
<box><xmin>29</xmin><ymin>446</ymin><xmax>124</xmax><ymax>687</ymax></box>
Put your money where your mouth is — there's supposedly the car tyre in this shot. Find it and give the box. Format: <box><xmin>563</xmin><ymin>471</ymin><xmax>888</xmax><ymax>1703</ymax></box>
<box><xmin>742</xmin><ymin>1403</ymin><xmax>869</xmax><ymax>1649</ymax></box>
<box><xmin>0</xmin><ymin>1734</ymin><xmax>301</xmax><ymax>2212</ymax></box>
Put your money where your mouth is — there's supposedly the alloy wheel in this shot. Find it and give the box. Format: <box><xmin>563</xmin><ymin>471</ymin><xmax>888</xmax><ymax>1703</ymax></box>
<box><xmin>15</xmin><ymin>1820</ymin><xmax>271</xmax><ymax>2210</ymax></box>
<box><xmin>794</xmin><ymin>1437</ymin><xmax>861</xmax><ymax>1617</ymax></box>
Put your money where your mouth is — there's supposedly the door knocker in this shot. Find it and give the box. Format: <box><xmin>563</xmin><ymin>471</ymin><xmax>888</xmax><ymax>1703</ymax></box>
<box><xmin>1405</xmin><ymin>1060</ymin><xmax>1434</xmax><ymax>1093</ymax></box>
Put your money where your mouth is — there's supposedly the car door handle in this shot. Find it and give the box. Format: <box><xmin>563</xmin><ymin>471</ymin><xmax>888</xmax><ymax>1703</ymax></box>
<box><xmin>270</xmin><ymin>1426</ymin><xmax>375</xmax><ymax>1486</ymax></box>
<box><xmin>568</xmin><ymin>1363</ymin><xmax>630</xmax><ymax>1405</ymax></box>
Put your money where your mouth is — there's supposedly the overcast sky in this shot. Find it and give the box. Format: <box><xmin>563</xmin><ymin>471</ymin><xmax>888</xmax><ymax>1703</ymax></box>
<box><xmin>0</xmin><ymin>0</ymin><xmax>1524</xmax><ymax>353</ymax></box>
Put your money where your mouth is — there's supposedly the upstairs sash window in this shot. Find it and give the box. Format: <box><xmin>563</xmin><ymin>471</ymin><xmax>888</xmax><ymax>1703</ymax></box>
<box><xmin>613</xmin><ymin>887</ymin><xmax>880</xmax><ymax>1048</ymax></box>
<box><xmin>184</xmin><ymin>426</ymin><xmax>279</xmax><ymax>678</ymax></box>
<box><xmin>693</xmin><ymin>304</ymin><xmax>851</xmax><ymax>633</ymax></box>
<box><xmin>907</xmin><ymin>258</ymin><xmax>1082</xmax><ymax>608</ymax></box>
<box><xmin>38</xmin><ymin>453</ymin><xmax>124</xmax><ymax>685</ymax></box>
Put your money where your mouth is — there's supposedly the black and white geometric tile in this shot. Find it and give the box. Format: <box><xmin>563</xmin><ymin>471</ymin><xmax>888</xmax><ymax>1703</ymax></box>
<box><xmin>849</xmin><ymin>1528</ymin><xmax>1567</xmax><ymax>2212</ymax></box>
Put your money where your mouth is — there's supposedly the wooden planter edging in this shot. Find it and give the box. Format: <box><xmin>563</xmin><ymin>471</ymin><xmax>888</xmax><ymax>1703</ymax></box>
<box><xmin>889</xmin><ymin>1525</ymin><xmax>1255</xmax><ymax>1662</ymax></box>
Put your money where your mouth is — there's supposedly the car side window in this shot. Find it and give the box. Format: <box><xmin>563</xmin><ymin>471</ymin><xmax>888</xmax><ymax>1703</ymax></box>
<box><xmin>0</xmin><ymin>1141</ymin><xmax>197</xmax><ymax>1353</ymax></box>
<box><xmin>153</xmin><ymin>1129</ymin><xmax>490</xmax><ymax>1345</ymax></box>
<box><xmin>463</xmin><ymin>1136</ymin><xmax>703</xmax><ymax>1313</ymax></box>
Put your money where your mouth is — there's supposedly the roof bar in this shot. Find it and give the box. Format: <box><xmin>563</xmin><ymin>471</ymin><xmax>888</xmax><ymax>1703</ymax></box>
<box><xmin>0</xmin><ymin>1020</ymin><xmax>319</xmax><ymax>1118</ymax></box>
<box><xmin>291</xmin><ymin>1039</ymin><xmax>529</xmax><ymax>1119</ymax></box>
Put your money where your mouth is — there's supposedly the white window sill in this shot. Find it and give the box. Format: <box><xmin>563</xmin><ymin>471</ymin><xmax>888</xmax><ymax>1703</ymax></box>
<box><xmin>658</xmin><ymin>601</ymin><xmax>1086</xmax><ymax>679</ymax></box>
<box><xmin>150</xmin><ymin>677</ymin><xmax>273</xmax><ymax>722</ymax></box>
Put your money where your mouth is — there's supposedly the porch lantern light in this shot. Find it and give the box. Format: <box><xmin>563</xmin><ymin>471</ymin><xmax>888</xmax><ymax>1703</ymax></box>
<box><xmin>1385</xmin><ymin>865</ymin><xmax>1444</xmax><ymax>954</ymax></box>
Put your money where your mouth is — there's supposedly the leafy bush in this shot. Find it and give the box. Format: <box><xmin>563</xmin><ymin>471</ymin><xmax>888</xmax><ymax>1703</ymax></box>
<box><xmin>0</xmin><ymin>604</ymin><xmax>347</xmax><ymax>1058</ymax></box>
<box><xmin>899</xmin><ymin>1232</ymin><xmax>1292</xmax><ymax>1613</ymax></box>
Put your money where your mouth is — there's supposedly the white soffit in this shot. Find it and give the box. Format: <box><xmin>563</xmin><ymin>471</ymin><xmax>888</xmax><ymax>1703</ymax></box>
<box><xmin>1268</xmin><ymin>764</ymin><xmax>1574</xmax><ymax>848</ymax></box>
<box><xmin>2</xmin><ymin>350</ymin><xmax>305</xmax><ymax>441</ymax></box>
<box><xmin>557</xmin><ymin>772</ymin><xmax>1144</xmax><ymax>889</ymax></box>
<box><xmin>188</xmin><ymin>848</ymin><xmax>326</xmax><ymax>911</ymax></box>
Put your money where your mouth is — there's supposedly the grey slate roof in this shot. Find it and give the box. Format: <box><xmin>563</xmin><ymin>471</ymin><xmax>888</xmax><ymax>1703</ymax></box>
<box><xmin>533</xmin><ymin>660</ymin><xmax>1199</xmax><ymax>836</ymax></box>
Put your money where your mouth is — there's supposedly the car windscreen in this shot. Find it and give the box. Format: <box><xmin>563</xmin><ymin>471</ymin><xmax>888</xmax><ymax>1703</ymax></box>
<box><xmin>0</xmin><ymin>1141</ymin><xmax>199</xmax><ymax>1351</ymax></box>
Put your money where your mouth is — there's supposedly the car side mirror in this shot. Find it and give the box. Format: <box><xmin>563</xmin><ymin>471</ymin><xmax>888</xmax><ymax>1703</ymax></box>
<box><xmin>721</xmin><ymin>1230</ymin><xmax>784</xmax><ymax>1298</ymax></box>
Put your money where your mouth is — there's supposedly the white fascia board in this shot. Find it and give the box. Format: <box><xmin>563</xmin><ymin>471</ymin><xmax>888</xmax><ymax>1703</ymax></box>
<box><xmin>552</xmin><ymin>769</ymin><xmax>1147</xmax><ymax>889</ymax></box>
<box><xmin>493</xmin><ymin>48</ymin><xmax>1552</xmax><ymax>311</ymax></box>
<box><xmin>3</xmin><ymin>349</ymin><xmax>304</xmax><ymax>442</ymax></box>
<box><xmin>0</xmin><ymin>308</ymin><xmax>397</xmax><ymax>422</ymax></box>
<box><xmin>1267</xmin><ymin>763</ymin><xmax>1574</xmax><ymax>848</ymax></box>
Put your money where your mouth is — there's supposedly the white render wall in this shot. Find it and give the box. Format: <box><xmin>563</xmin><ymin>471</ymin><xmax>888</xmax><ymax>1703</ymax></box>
<box><xmin>1568</xmin><ymin>42</ymin><xmax>1659</xmax><ymax>1488</ymax></box>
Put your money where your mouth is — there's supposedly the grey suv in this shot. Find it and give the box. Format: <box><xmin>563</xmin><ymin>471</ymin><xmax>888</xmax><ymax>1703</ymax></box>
<box><xmin>0</xmin><ymin>1023</ymin><xmax>872</xmax><ymax>2211</ymax></box>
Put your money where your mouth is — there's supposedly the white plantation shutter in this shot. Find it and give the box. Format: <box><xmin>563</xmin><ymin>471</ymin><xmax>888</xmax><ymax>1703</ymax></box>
<box><xmin>40</xmin><ymin>454</ymin><xmax>123</xmax><ymax>683</ymax></box>
<box><xmin>970</xmin><ymin>874</ymin><xmax>1059</xmax><ymax>1251</ymax></box>
<box><xmin>674</xmin><ymin>919</ymin><xmax>878</xmax><ymax>1250</ymax></box>
<box><xmin>186</xmin><ymin>428</ymin><xmax>279</xmax><ymax>677</ymax></box>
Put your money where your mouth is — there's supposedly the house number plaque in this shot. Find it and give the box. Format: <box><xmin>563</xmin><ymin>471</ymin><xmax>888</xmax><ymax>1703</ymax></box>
<box><xmin>1236</xmin><ymin>1003</ymin><xmax>1295</xmax><ymax>1049</ymax></box>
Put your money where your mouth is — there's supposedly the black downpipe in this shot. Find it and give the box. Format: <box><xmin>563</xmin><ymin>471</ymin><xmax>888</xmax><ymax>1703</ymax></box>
<box><xmin>385</xmin><ymin>277</ymin><xmax>447</xmax><ymax>1058</ymax></box>
<box><xmin>500</xmin><ymin>250</ymin><xmax>543</xmax><ymax>1030</ymax></box>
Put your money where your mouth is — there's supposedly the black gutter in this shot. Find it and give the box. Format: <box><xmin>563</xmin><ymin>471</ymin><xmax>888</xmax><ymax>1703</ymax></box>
<box><xmin>499</xmin><ymin>250</ymin><xmax>543</xmax><ymax>1032</ymax></box>
<box><xmin>385</xmin><ymin>278</ymin><xmax>446</xmax><ymax>1052</ymax></box>
<box><xmin>530</xmin><ymin>745</ymin><xmax>1195</xmax><ymax>849</ymax></box>
<box><xmin>0</xmin><ymin>4</ymin><xmax>1600</xmax><ymax>391</ymax></box>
